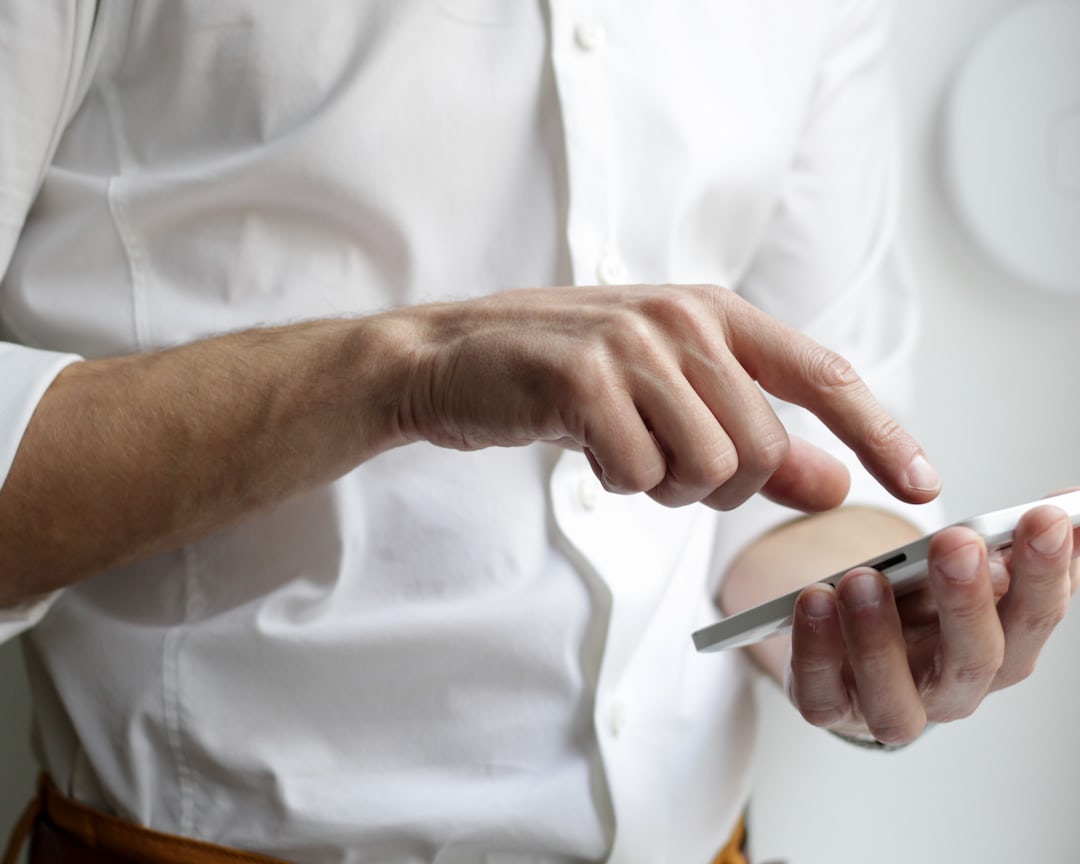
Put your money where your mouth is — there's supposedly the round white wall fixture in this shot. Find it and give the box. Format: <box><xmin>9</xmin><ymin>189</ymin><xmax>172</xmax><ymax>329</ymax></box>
<box><xmin>943</xmin><ymin>0</ymin><xmax>1080</xmax><ymax>294</ymax></box>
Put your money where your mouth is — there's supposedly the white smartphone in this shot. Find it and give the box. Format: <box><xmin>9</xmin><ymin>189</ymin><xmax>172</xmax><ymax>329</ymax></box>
<box><xmin>692</xmin><ymin>488</ymin><xmax>1080</xmax><ymax>653</ymax></box>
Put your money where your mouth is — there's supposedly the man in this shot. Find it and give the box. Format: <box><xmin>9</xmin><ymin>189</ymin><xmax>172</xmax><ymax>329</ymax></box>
<box><xmin>1</xmin><ymin>2</ymin><xmax>1075</xmax><ymax>862</ymax></box>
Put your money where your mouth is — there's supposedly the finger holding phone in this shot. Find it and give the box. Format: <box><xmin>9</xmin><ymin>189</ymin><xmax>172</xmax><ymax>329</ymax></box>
<box><xmin>786</xmin><ymin>499</ymin><xmax>1078</xmax><ymax>746</ymax></box>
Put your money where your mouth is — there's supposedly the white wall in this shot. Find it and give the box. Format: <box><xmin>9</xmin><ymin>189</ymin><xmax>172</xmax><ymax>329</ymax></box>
<box><xmin>2</xmin><ymin>0</ymin><xmax>1079</xmax><ymax>859</ymax></box>
<box><xmin>749</xmin><ymin>1</ymin><xmax>1080</xmax><ymax>862</ymax></box>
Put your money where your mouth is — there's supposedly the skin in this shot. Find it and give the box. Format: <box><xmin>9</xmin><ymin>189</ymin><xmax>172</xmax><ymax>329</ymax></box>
<box><xmin>721</xmin><ymin>503</ymin><xmax>1078</xmax><ymax>744</ymax></box>
<box><xmin>2</xmin><ymin>280</ymin><xmax>1071</xmax><ymax>740</ymax></box>
<box><xmin>0</xmin><ymin>283</ymin><xmax>938</xmax><ymax>607</ymax></box>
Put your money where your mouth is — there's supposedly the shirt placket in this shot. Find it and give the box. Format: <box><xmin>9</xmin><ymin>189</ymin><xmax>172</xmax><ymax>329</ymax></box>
<box><xmin>547</xmin><ymin>8</ymin><xmax>670</xmax><ymax>860</ymax></box>
<box><xmin>547</xmin><ymin>0</ymin><xmax>629</xmax><ymax>290</ymax></box>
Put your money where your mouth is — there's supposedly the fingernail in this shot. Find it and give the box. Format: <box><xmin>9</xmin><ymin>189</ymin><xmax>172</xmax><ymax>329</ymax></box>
<box><xmin>840</xmin><ymin>571</ymin><xmax>883</xmax><ymax>609</ymax></box>
<box><xmin>935</xmin><ymin>543</ymin><xmax>981</xmax><ymax>583</ymax></box>
<box><xmin>905</xmin><ymin>453</ymin><xmax>941</xmax><ymax>493</ymax></box>
<box><xmin>801</xmin><ymin>588</ymin><xmax>834</xmax><ymax>620</ymax></box>
<box><xmin>1030</xmin><ymin>518</ymin><xmax>1069</xmax><ymax>556</ymax></box>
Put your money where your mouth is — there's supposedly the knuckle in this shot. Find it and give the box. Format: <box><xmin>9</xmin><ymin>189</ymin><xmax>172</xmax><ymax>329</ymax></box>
<box><xmin>599</xmin><ymin>309</ymin><xmax>657</xmax><ymax>363</ymax></box>
<box><xmin>614</xmin><ymin>305</ymin><xmax>659</xmax><ymax>343</ymax></box>
<box><xmin>805</xmin><ymin>345</ymin><xmax>861</xmax><ymax>391</ymax></box>
<box><xmin>951</xmin><ymin>656</ymin><xmax>1003</xmax><ymax>688</ymax></box>
<box><xmin>928</xmin><ymin>703</ymin><xmax>975</xmax><ymax>724</ymax></box>
<box><xmin>604</xmin><ymin>459</ymin><xmax>664</xmax><ymax>495</ymax></box>
<box><xmin>790</xmin><ymin>651</ymin><xmax>837</xmax><ymax>678</ymax></box>
<box><xmin>928</xmin><ymin>695</ymin><xmax>989</xmax><ymax>721</ymax></box>
<box><xmin>743</xmin><ymin>428</ymin><xmax>790</xmax><ymax>476</ymax></box>
<box><xmin>996</xmin><ymin>659</ymin><xmax>1038</xmax><ymax>688</ymax></box>
<box><xmin>700</xmin><ymin>445</ymin><xmax>740</xmax><ymax>489</ymax></box>
<box><xmin>647</xmin><ymin>477</ymin><xmax>698</xmax><ymax>508</ymax></box>
<box><xmin>864</xmin><ymin>416</ymin><xmax>909</xmax><ymax>453</ymax></box>
<box><xmin>703</xmin><ymin>283</ymin><xmax>740</xmax><ymax>316</ymax></box>
<box><xmin>940</xmin><ymin>594</ymin><xmax>995</xmax><ymax>627</ymax></box>
<box><xmin>641</xmin><ymin>288</ymin><xmax>695</xmax><ymax>318</ymax></box>
<box><xmin>637</xmin><ymin>291</ymin><xmax>709</xmax><ymax>341</ymax></box>
<box><xmin>1017</xmin><ymin>604</ymin><xmax>1068</xmax><ymax>639</ymax></box>
<box><xmin>663</xmin><ymin>437</ymin><xmax>738</xmax><ymax>494</ymax></box>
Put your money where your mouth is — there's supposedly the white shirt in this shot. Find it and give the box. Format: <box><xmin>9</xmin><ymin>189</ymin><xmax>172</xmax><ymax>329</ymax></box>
<box><xmin>0</xmin><ymin>2</ymin><xmax>939</xmax><ymax>862</ymax></box>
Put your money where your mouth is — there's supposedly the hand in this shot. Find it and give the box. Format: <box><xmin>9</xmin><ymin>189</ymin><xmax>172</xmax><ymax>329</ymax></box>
<box><xmin>786</xmin><ymin>500</ymin><xmax>1079</xmax><ymax>744</ymax></box>
<box><xmin>399</xmin><ymin>284</ymin><xmax>940</xmax><ymax>512</ymax></box>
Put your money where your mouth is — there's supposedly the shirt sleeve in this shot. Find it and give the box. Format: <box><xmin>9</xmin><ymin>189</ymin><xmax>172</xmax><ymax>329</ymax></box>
<box><xmin>0</xmin><ymin>1</ymin><xmax>97</xmax><ymax>634</ymax></box>
<box><xmin>712</xmin><ymin>0</ymin><xmax>943</xmax><ymax>585</ymax></box>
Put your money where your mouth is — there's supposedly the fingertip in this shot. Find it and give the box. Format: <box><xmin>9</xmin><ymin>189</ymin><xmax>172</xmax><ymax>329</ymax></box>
<box><xmin>928</xmin><ymin>524</ymin><xmax>982</xmax><ymax>559</ymax></box>
<box><xmin>903</xmin><ymin>452</ymin><xmax>942</xmax><ymax>501</ymax></box>
<box><xmin>932</xmin><ymin>540</ymin><xmax>983</xmax><ymax>585</ymax></box>
<box><xmin>792</xmin><ymin>586</ymin><xmax>842</xmax><ymax>659</ymax></box>
<box><xmin>837</xmin><ymin>568</ymin><xmax>888</xmax><ymax>611</ymax></box>
<box><xmin>798</xmin><ymin>584</ymin><xmax>838</xmax><ymax>621</ymax></box>
<box><xmin>936</xmin><ymin>524</ymin><xmax>979</xmax><ymax>543</ymax></box>
<box><xmin>865</xmin><ymin>448</ymin><xmax>942</xmax><ymax>506</ymax></box>
<box><xmin>1020</xmin><ymin>507</ymin><xmax>1072</xmax><ymax>558</ymax></box>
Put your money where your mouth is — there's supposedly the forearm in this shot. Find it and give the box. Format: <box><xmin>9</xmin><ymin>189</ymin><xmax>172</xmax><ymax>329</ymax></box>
<box><xmin>0</xmin><ymin>281</ymin><xmax>940</xmax><ymax>608</ymax></box>
<box><xmin>718</xmin><ymin>506</ymin><xmax>923</xmax><ymax>685</ymax></box>
<box><xmin>0</xmin><ymin>314</ymin><xmax>417</xmax><ymax>605</ymax></box>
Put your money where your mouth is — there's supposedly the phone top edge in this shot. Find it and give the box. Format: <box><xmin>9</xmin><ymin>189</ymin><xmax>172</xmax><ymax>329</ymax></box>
<box><xmin>691</xmin><ymin>489</ymin><xmax>1080</xmax><ymax>653</ymax></box>
<box><xmin>957</xmin><ymin>488</ymin><xmax>1080</xmax><ymax>538</ymax></box>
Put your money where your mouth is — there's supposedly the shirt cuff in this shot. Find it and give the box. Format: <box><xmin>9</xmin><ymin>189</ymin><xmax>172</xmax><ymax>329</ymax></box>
<box><xmin>0</xmin><ymin>342</ymin><xmax>81</xmax><ymax>638</ymax></box>
<box><xmin>0</xmin><ymin>588</ymin><xmax>63</xmax><ymax>643</ymax></box>
<box><xmin>0</xmin><ymin>341</ymin><xmax>81</xmax><ymax>488</ymax></box>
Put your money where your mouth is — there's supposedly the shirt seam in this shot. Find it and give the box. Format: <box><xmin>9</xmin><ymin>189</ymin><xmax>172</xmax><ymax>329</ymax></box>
<box><xmin>105</xmin><ymin>175</ymin><xmax>151</xmax><ymax>350</ymax></box>
<box><xmin>97</xmin><ymin>4</ymin><xmax>191</xmax><ymax>834</ymax></box>
<box><xmin>100</xmin><ymin>74</ymin><xmax>151</xmax><ymax>350</ymax></box>
<box><xmin>161</xmin><ymin>545</ymin><xmax>205</xmax><ymax>838</ymax></box>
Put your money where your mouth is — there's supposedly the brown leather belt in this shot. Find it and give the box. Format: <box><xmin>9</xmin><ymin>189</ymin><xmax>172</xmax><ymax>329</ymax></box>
<box><xmin>712</xmin><ymin>815</ymin><xmax>748</xmax><ymax>864</ymax></box>
<box><xmin>2</xmin><ymin>776</ymin><xmax>285</xmax><ymax>864</ymax></box>
<box><xmin>4</xmin><ymin>774</ymin><xmax>748</xmax><ymax>864</ymax></box>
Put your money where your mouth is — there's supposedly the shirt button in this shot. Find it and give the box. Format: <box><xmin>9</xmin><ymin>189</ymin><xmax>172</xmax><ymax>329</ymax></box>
<box><xmin>578</xmin><ymin>471</ymin><xmax>601</xmax><ymax>511</ymax></box>
<box><xmin>574</xmin><ymin>21</ymin><xmax>605</xmax><ymax>52</ymax></box>
<box><xmin>610</xmin><ymin>698</ymin><xmax>629</xmax><ymax>736</ymax></box>
<box><xmin>596</xmin><ymin>251</ymin><xmax>626</xmax><ymax>285</ymax></box>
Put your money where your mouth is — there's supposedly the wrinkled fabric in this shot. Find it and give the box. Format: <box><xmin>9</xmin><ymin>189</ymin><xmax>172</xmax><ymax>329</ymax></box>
<box><xmin>1</xmin><ymin>1</ymin><xmax>939</xmax><ymax>862</ymax></box>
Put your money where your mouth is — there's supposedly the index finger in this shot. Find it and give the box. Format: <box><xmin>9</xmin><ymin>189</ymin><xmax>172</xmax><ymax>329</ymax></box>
<box><xmin>724</xmin><ymin>293</ymin><xmax>939</xmax><ymax>505</ymax></box>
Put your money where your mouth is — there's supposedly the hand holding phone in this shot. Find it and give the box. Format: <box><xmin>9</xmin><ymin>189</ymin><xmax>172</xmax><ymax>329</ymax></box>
<box><xmin>692</xmin><ymin>489</ymin><xmax>1080</xmax><ymax>652</ymax></box>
